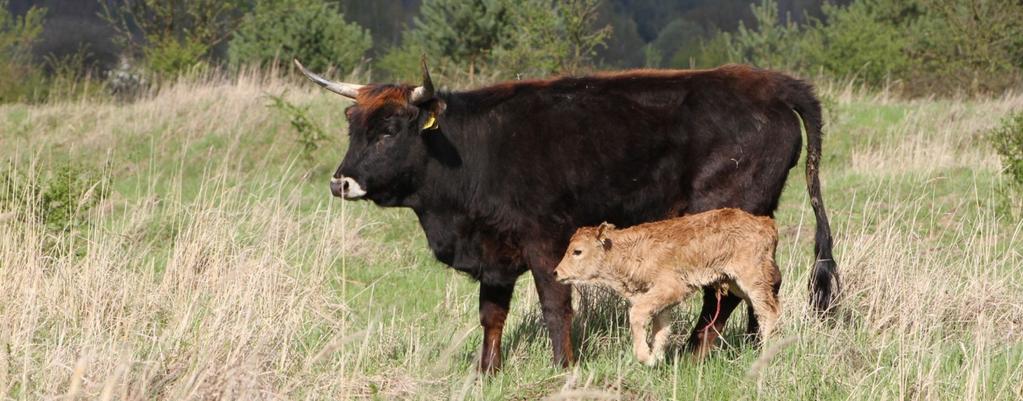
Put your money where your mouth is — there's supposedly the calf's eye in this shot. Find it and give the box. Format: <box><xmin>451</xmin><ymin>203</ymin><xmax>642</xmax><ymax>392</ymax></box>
<box><xmin>572</xmin><ymin>249</ymin><xmax>582</xmax><ymax>256</ymax></box>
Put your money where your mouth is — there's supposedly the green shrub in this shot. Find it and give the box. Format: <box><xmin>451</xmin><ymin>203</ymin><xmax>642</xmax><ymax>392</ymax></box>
<box><xmin>647</xmin><ymin>18</ymin><xmax>704</xmax><ymax>68</ymax></box>
<box><xmin>40</xmin><ymin>164</ymin><xmax>110</xmax><ymax>233</ymax></box>
<box><xmin>0</xmin><ymin>1</ymin><xmax>47</xmax><ymax>103</ymax></box>
<box><xmin>409</xmin><ymin>0</ymin><xmax>509</xmax><ymax>79</ymax></box>
<box><xmin>43</xmin><ymin>45</ymin><xmax>109</xmax><ymax>101</ymax></box>
<box><xmin>720</xmin><ymin>0</ymin><xmax>802</xmax><ymax>71</ymax></box>
<box><xmin>0</xmin><ymin>163</ymin><xmax>110</xmax><ymax>234</ymax></box>
<box><xmin>266</xmin><ymin>92</ymin><xmax>327</xmax><ymax>164</ymax></box>
<box><xmin>101</xmin><ymin>0</ymin><xmax>243</xmax><ymax>80</ymax></box>
<box><xmin>990</xmin><ymin>112</ymin><xmax>1023</xmax><ymax>188</ymax></box>
<box><xmin>379</xmin><ymin>0</ymin><xmax>610</xmax><ymax>81</ymax></box>
<box><xmin>142</xmin><ymin>36</ymin><xmax>210</xmax><ymax>79</ymax></box>
<box><xmin>907</xmin><ymin>0</ymin><xmax>1023</xmax><ymax>95</ymax></box>
<box><xmin>492</xmin><ymin>0</ymin><xmax>611</xmax><ymax>77</ymax></box>
<box><xmin>801</xmin><ymin>0</ymin><xmax>910</xmax><ymax>86</ymax></box>
<box><xmin>377</xmin><ymin>40</ymin><xmax>429</xmax><ymax>83</ymax></box>
<box><xmin>229</xmin><ymin>0</ymin><xmax>371</xmax><ymax>74</ymax></box>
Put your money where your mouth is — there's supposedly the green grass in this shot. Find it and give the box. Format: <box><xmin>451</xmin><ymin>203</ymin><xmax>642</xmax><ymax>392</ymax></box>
<box><xmin>0</xmin><ymin>76</ymin><xmax>1020</xmax><ymax>400</ymax></box>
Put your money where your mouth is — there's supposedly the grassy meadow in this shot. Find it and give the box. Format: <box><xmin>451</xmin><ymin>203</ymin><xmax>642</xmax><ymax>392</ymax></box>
<box><xmin>1</xmin><ymin>73</ymin><xmax>1021</xmax><ymax>400</ymax></box>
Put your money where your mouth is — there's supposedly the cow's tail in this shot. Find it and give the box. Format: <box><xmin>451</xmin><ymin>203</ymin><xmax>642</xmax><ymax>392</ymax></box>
<box><xmin>789</xmin><ymin>83</ymin><xmax>839</xmax><ymax>316</ymax></box>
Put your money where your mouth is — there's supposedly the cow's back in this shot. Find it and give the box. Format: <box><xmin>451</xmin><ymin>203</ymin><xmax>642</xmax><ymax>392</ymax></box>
<box><xmin>449</xmin><ymin>66</ymin><xmax>805</xmax><ymax>241</ymax></box>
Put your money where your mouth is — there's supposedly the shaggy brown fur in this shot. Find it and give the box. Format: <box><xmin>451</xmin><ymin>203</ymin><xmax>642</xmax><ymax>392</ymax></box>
<box><xmin>554</xmin><ymin>208</ymin><xmax>782</xmax><ymax>366</ymax></box>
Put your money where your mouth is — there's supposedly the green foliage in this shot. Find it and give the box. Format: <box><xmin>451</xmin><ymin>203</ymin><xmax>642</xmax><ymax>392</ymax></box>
<box><xmin>907</xmin><ymin>0</ymin><xmax>1023</xmax><ymax>94</ymax></box>
<box><xmin>493</xmin><ymin>0</ymin><xmax>612</xmax><ymax>77</ymax></box>
<box><xmin>266</xmin><ymin>93</ymin><xmax>327</xmax><ymax>163</ymax></box>
<box><xmin>645</xmin><ymin>18</ymin><xmax>703</xmax><ymax>68</ymax></box>
<box><xmin>990</xmin><ymin>112</ymin><xmax>1023</xmax><ymax>188</ymax></box>
<box><xmin>1</xmin><ymin>163</ymin><xmax>110</xmax><ymax>235</ymax></box>
<box><xmin>0</xmin><ymin>0</ymin><xmax>43</xmax><ymax>61</ymax></box>
<box><xmin>142</xmin><ymin>36</ymin><xmax>210</xmax><ymax>78</ymax></box>
<box><xmin>698</xmin><ymin>0</ymin><xmax>1023</xmax><ymax>94</ymax></box>
<box><xmin>720</xmin><ymin>0</ymin><xmax>802</xmax><ymax>71</ymax></box>
<box><xmin>101</xmin><ymin>0</ymin><xmax>243</xmax><ymax>79</ymax></box>
<box><xmin>800</xmin><ymin>0</ymin><xmax>910</xmax><ymax>85</ymax></box>
<box><xmin>39</xmin><ymin>164</ymin><xmax>110</xmax><ymax>233</ymax></box>
<box><xmin>0</xmin><ymin>1</ymin><xmax>47</xmax><ymax>103</ymax></box>
<box><xmin>376</xmin><ymin>40</ymin><xmax>428</xmax><ymax>83</ymax></box>
<box><xmin>555</xmin><ymin>0</ymin><xmax>614</xmax><ymax>74</ymax></box>
<box><xmin>43</xmin><ymin>45</ymin><xmax>110</xmax><ymax>101</ymax></box>
<box><xmin>229</xmin><ymin>0</ymin><xmax>371</xmax><ymax>74</ymax></box>
<box><xmin>380</xmin><ymin>0</ymin><xmax>611</xmax><ymax>81</ymax></box>
<box><xmin>410</xmin><ymin>0</ymin><xmax>509</xmax><ymax>79</ymax></box>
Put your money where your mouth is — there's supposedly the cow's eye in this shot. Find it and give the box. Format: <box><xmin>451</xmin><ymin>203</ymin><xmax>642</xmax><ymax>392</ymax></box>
<box><xmin>572</xmin><ymin>249</ymin><xmax>582</xmax><ymax>256</ymax></box>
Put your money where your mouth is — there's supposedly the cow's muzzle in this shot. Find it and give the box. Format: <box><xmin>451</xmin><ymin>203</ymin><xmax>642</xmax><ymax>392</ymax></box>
<box><xmin>330</xmin><ymin>176</ymin><xmax>367</xmax><ymax>199</ymax></box>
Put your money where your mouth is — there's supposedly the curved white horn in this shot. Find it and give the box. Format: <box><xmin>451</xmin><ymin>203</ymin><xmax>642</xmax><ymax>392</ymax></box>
<box><xmin>409</xmin><ymin>57</ymin><xmax>435</xmax><ymax>105</ymax></box>
<box><xmin>293</xmin><ymin>59</ymin><xmax>363</xmax><ymax>99</ymax></box>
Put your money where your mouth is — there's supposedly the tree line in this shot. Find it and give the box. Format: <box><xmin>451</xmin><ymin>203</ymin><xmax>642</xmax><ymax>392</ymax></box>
<box><xmin>1</xmin><ymin>0</ymin><xmax>1022</xmax><ymax>103</ymax></box>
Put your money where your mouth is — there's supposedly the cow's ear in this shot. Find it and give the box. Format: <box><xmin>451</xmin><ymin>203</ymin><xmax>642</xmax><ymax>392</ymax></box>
<box><xmin>417</xmin><ymin>99</ymin><xmax>446</xmax><ymax>132</ymax></box>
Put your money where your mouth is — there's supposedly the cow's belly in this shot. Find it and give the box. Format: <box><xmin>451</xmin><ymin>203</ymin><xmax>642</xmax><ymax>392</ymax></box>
<box><xmin>416</xmin><ymin>209</ymin><xmax>528</xmax><ymax>285</ymax></box>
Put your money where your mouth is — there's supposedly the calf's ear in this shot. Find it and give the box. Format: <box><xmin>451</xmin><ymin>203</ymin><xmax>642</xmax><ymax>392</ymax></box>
<box><xmin>596</xmin><ymin>222</ymin><xmax>615</xmax><ymax>250</ymax></box>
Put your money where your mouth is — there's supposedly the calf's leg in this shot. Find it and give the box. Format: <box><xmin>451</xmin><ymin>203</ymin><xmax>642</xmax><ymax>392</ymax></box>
<box><xmin>479</xmin><ymin>282</ymin><xmax>515</xmax><ymax>373</ymax></box>
<box><xmin>650</xmin><ymin>308</ymin><xmax>674</xmax><ymax>363</ymax></box>
<box><xmin>736</xmin><ymin>268</ymin><xmax>782</xmax><ymax>344</ymax></box>
<box><xmin>628</xmin><ymin>302</ymin><xmax>656</xmax><ymax>366</ymax></box>
<box><xmin>631</xmin><ymin>285</ymin><xmax>687</xmax><ymax>366</ymax></box>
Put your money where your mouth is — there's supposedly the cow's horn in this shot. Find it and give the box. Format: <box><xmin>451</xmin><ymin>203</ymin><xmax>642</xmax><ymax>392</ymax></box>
<box><xmin>293</xmin><ymin>59</ymin><xmax>363</xmax><ymax>99</ymax></box>
<box><xmin>410</xmin><ymin>56</ymin><xmax>434</xmax><ymax>105</ymax></box>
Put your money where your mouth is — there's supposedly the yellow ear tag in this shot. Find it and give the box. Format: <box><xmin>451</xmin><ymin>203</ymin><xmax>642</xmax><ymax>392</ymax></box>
<box><xmin>422</xmin><ymin>114</ymin><xmax>438</xmax><ymax>130</ymax></box>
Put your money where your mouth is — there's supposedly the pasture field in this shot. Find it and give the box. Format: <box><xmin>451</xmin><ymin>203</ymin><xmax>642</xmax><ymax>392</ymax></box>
<box><xmin>1</xmin><ymin>73</ymin><xmax>1021</xmax><ymax>400</ymax></box>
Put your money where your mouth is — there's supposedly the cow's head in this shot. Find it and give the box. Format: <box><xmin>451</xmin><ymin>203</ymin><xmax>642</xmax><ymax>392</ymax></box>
<box><xmin>554</xmin><ymin>222</ymin><xmax>616</xmax><ymax>284</ymax></box>
<box><xmin>295</xmin><ymin>59</ymin><xmax>445</xmax><ymax>205</ymax></box>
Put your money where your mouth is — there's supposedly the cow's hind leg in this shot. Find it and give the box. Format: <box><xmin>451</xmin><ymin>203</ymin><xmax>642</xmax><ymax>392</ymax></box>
<box><xmin>685</xmin><ymin>288</ymin><xmax>743</xmax><ymax>359</ymax></box>
<box><xmin>479</xmin><ymin>282</ymin><xmax>515</xmax><ymax>373</ymax></box>
<box><xmin>531</xmin><ymin>267</ymin><xmax>574</xmax><ymax>367</ymax></box>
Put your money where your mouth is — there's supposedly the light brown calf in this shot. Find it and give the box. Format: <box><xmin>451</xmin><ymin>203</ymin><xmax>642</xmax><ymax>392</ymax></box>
<box><xmin>554</xmin><ymin>208</ymin><xmax>782</xmax><ymax>366</ymax></box>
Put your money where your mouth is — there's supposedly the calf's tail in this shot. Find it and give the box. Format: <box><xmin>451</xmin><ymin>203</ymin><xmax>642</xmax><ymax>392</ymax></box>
<box><xmin>789</xmin><ymin>84</ymin><xmax>839</xmax><ymax>315</ymax></box>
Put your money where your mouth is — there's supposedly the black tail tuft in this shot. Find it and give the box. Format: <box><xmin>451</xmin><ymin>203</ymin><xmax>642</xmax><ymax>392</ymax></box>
<box><xmin>809</xmin><ymin>258</ymin><xmax>838</xmax><ymax>314</ymax></box>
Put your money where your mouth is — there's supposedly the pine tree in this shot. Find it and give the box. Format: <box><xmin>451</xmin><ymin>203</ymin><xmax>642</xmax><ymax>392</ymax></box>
<box><xmin>409</xmin><ymin>0</ymin><xmax>510</xmax><ymax>79</ymax></box>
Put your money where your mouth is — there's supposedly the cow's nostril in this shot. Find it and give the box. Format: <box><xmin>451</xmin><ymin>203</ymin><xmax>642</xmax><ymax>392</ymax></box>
<box><xmin>342</xmin><ymin>180</ymin><xmax>350</xmax><ymax>191</ymax></box>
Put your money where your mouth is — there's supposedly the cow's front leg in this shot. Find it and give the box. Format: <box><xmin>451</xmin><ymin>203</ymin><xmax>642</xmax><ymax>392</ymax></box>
<box><xmin>479</xmin><ymin>282</ymin><xmax>515</xmax><ymax>373</ymax></box>
<box><xmin>531</xmin><ymin>267</ymin><xmax>574</xmax><ymax>367</ymax></box>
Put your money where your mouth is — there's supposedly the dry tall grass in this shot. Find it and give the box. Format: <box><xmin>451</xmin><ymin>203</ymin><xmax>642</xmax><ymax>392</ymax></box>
<box><xmin>0</xmin><ymin>73</ymin><xmax>1021</xmax><ymax>400</ymax></box>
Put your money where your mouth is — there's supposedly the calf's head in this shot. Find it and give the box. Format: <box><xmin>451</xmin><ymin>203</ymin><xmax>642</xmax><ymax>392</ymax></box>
<box><xmin>554</xmin><ymin>222</ymin><xmax>616</xmax><ymax>283</ymax></box>
<box><xmin>295</xmin><ymin>59</ymin><xmax>445</xmax><ymax>206</ymax></box>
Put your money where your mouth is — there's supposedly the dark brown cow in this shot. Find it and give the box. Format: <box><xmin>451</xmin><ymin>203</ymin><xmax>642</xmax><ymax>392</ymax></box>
<box><xmin>296</xmin><ymin>59</ymin><xmax>838</xmax><ymax>372</ymax></box>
